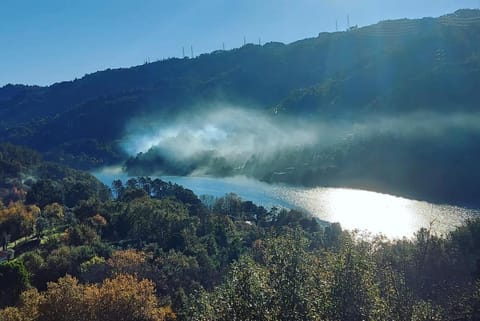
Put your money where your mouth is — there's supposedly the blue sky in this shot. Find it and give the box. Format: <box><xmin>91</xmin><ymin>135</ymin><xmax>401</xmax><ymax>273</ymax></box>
<box><xmin>1</xmin><ymin>0</ymin><xmax>479</xmax><ymax>86</ymax></box>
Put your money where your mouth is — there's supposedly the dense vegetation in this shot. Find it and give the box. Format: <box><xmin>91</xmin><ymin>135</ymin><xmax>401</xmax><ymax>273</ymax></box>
<box><xmin>1</xmin><ymin>143</ymin><xmax>480</xmax><ymax>320</ymax></box>
<box><xmin>1</xmin><ymin>10</ymin><xmax>480</xmax><ymax>205</ymax></box>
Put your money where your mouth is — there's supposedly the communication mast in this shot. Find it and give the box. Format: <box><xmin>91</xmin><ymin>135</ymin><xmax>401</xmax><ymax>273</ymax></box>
<box><xmin>191</xmin><ymin>45</ymin><xmax>193</xmax><ymax>58</ymax></box>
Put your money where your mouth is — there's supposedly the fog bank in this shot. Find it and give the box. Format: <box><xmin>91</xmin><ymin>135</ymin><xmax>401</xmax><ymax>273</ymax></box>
<box><xmin>120</xmin><ymin>104</ymin><xmax>480</xmax><ymax>184</ymax></box>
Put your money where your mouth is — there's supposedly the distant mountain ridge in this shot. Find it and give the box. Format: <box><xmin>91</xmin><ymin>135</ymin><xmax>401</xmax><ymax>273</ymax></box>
<box><xmin>2</xmin><ymin>9</ymin><xmax>479</xmax><ymax>125</ymax></box>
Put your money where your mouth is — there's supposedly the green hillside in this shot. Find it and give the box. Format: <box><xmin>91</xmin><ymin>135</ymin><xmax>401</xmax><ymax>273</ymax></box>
<box><xmin>1</xmin><ymin>9</ymin><xmax>480</xmax><ymax>205</ymax></box>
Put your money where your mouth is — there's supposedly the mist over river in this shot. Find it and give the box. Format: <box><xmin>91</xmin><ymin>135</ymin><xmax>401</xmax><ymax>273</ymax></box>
<box><xmin>93</xmin><ymin>167</ymin><xmax>480</xmax><ymax>239</ymax></box>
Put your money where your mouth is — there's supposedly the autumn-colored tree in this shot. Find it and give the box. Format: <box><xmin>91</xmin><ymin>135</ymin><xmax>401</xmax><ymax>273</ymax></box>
<box><xmin>36</xmin><ymin>275</ymin><xmax>86</xmax><ymax>321</ymax></box>
<box><xmin>107</xmin><ymin>249</ymin><xmax>149</xmax><ymax>277</ymax></box>
<box><xmin>0</xmin><ymin>307</ymin><xmax>26</xmax><ymax>321</ymax></box>
<box><xmin>0</xmin><ymin>202</ymin><xmax>40</xmax><ymax>243</ymax></box>
<box><xmin>0</xmin><ymin>289</ymin><xmax>43</xmax><ymax>321</ymax></box>
<box><xmin>89</xmin><ymin>213</ymin><xmax>107</xmax><ymax>235</ymax></box>
<box><xmin>87</xmin><ymin>274</ymin><xmax>176</xmax><ymax>321</ymax></box>
<box><xmin>1</xmin><ymin>274</ymin><xmax>175</xmax><ymax>321</ymax></box>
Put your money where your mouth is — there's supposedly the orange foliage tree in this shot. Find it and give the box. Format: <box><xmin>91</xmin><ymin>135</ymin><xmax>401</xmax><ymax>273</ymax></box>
<box><xmin>0</xmin><ymin>202</ymin><xmax>40</xmax><ymax>245</ymax></box>
<box><xmin>107</xmin><ymin>249</ymin><xmax>148</xmax><ymax>276</ymax></box>
<box><xmin>0</xmin><ymin>274</ymin><xmax>175</xmax><ymax>321</ymax></box>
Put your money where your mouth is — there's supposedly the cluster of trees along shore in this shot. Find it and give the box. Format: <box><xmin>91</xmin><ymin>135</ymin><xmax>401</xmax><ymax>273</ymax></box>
<box><xmin>2</xmin><ymin>142</ymin><xmax>480</xmax><ymax>321</ymax></box>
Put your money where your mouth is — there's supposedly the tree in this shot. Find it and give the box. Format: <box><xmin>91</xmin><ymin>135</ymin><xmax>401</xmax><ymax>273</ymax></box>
<box><xmin>0</xmin><ymin>203</ymin><xmax>40</xmax><ymax>243</ymax></box>
<box><xmin>89</xmin><ymin>274</ymin><xmax>176</xmax><ymax>321</ymax></box>
<box><xmin>64</xmin><ymin>224</ymin><xmax>99</xmax><ymax>246</ymax></box>
<box><xmin>126</xmin><ymin>197</ymin><xmax>191</xmax><ymax>248</ymax></box>
<box><xmin>326</xmin><ymin>244</ymin><xmax>386</xmax><ymax>321</ymax></box>
<box><xmin>111</xmin><ymin>180</ymin><xmax>125</xmax><ymax>200</ymax></box>
<box><xmin>42</xmin><ymin>203</ymin><xmax>63</xmax><ymax>221</ymax></box>
<box><xmin>21</xmin><ymin>252</ymin><xmax>45</xmax><ymax>280</ymax></box>
<box><xmin>1</xmin><ymin>230</ymin><xmax>11</xmax><ymax>250</ymax></box>
<box><xmin>89</xmin><ymin>214</ymin><xmax>107</xmax><ymax>235</ymax></box>
<box><xmin>25</xmin><ymin>180</ymin><xmax>62</xmax><ymax>208</ymax></box>
<box><xmin>0</xmin><ymin>260</ymin><xmax>30</xmax><ymax>308</ymax></box>
<box><xmin>0</xmin><ymin>288</ymin><xmax>43</xmax><ymax>321</ymax></box>
<box><xmin>262</xmin><ymin>232</ymin><xmax>328</xmax><ymax>321</ymax></box>
<box><xmin>107</xmin><ymin>249</ymin><xmax>151</xmax><ymax>277</ymax></box>
<box><xmin>1</xmin><ymin>274</ymin><xmax>177</xmax><ymax>321</ymax></box>
<box><xmin>216</xmin><ymin>256</ymin><xmax>270</xmax><ymax>321</ymax></box>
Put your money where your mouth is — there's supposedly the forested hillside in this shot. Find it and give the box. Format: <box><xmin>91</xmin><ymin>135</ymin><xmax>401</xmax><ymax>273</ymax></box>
<box><xmin>1</xmin><ymin>9</ymin><xmax>480</xmax><ymax>205</ymax></box>
<box><xmin>2</xmin><ymin>143</ymin><xmax>480</xmax><ymax>320</ymax></box>
<box><xmin>1</xmin><ymin>10</ymin><xmax>479</xmax><ymax>161</ymax></box>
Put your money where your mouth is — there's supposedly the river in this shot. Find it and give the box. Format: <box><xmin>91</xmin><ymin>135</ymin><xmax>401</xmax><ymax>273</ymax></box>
<box><xmin>93</xmin><ymin>167</ymin><xmax>479</xmax><ymax>239</ymax></box>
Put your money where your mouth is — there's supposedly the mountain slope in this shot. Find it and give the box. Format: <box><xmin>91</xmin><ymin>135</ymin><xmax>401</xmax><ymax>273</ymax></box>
<box><xmin>1</xmin><ymin>9</ymin><xmax>479</xmax><ymax>124</ymax></box>
<box><xmin>1</xmin><ymin>9</ymin><xmax>480</xmax><ymax>205</ymax></box>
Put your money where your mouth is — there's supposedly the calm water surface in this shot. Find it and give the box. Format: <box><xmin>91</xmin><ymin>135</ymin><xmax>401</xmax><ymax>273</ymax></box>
<box><xmin>93</xmin><ymin>167</ymin><xmax>479</xmax><ymax>239</ymax></box>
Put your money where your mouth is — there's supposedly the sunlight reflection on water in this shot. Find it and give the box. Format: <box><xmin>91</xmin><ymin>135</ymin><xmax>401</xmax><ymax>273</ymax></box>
<box><xmin>274</xmin><ymin>186</ymin><xmax>476</xmax><ymax>239</ymax></box>
<box><xmin>93</xmin><ymin>168</ymin><xmax>479</xmax><ymax>239</ymax></box>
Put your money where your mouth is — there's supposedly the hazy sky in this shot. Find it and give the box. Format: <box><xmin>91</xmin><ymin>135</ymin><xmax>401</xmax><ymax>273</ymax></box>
<box><xmin>1</xmin><ymin>0</ymin><xmax>478</xmax><ymax>86</ymax></box>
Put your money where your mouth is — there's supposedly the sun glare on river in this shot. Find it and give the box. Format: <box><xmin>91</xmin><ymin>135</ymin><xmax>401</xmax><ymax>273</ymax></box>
<box><xmin>323</xmin><ymin>188</ymin><xmax>418</xmax><ymax>238</ymax></box>
<box><xmin>277</xmin><ymin>187</ymin><xmax>474</xmax><ymax>239</ymax></box>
